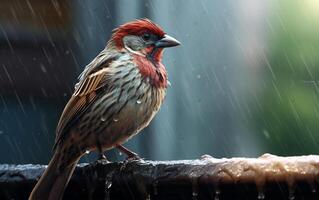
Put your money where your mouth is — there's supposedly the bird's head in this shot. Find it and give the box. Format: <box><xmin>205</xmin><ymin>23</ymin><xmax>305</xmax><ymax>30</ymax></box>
<box><xmin>111</xmin><ymin>19</ymin><xmax>180</xmax><ymax>62</ymax></box>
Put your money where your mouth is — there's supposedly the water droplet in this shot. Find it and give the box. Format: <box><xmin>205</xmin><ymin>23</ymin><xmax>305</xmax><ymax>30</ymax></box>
<box><xmin>201</xmin><ymin>154</ymin><xmax>213</xmax><ymax>159</ymax></box>
<box><xmin>105</xmin><ymin>179</ymin><xmax>112</xmax><ymax>200</ymax></box>
<box><xmin>214</xmin><ymin>189</ymin><xmax>220</xmax><ymax>200</ymax></box>
<box><xmin>309</xmin><ymin>180</ymin><xmax>316</xmax><ymax>193</ymax></box>
<box><xmin>85</xmin><ymin>150</ymin><xmax>90</xmax><ymax>154</ymax></box>
<box><xmin>0</xmin><ymin>131</ymin><xmax>3</xmax><ymax>135</ymax></box>
<box><xmin>106</xmin><ymin>181</ymin><xmax>112</xmax><ymax>189</ymax></box>
<box><xmin>119</xmin><ymin>151</ymin><xmax>122</xmax><ymax>156</ymax></box>
<box><xmin>288</xmin><ymin>183</ymin><xmax>295</xmax><ymax>200</ymax></box>
<box><xmin>192</xmin><ymin>178</ymin><xmax>198</xmax><ymax>200</ymax></box>
<box><xmin>101</xmin><ymin>117</ymin><xmax>106</xmax><ymax>122</ymax></box>
<box><xmin>113</xmin><ymin>118</ymin><xmax>118</xmax><ymax>122</ymax></box>
<box><xmin>192</xmin><ymin>191</ymin><xmax>198</xmax><ymax>200</ymax></box>
<box><xmin>136</xmin><ymin>100</ymin><xmax>142</xmax><ymax>104</ymax></box>
<box><xmin>257</xmin><ymin>191</ymin><xmax>265</xmax><ymax>199</ymax></box>
<box><xmin>167</xmin><ymin>80</ymin><xmax>171</xmax><ymax>86</ymax></box>
<box><xmin>289</xmin><ymin>188</ymin><xmax>295</xmax><ymax>200</ymax></box>
<box><xmin>196</xmin><ymin>74</ymin><xmax>201</xmax><ymax>79</ymax></box>
<box><xmin>312</xmin><ymin>187</ymin><xmax>317</xmax><ymax>193</ymax></box>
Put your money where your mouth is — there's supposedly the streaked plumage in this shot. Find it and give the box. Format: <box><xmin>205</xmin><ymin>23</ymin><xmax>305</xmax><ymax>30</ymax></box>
<box><xmin>29</xmin><ymin>19</ymin><xmax>180</xmax><ymax>200</ymax></box>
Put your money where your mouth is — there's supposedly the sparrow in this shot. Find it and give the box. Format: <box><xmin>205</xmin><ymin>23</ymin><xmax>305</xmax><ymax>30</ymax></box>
<box><xmin>29</xmin><ymin>18</ymin><xmax>180</xmax><ymax>200</ymax></box>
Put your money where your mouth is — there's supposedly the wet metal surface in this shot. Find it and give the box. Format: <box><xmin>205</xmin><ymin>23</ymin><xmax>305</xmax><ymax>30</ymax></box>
<box><xmin>1</xmin><ymin>155</ymin><xmax>319</xmax><ymax>199</ymax></box>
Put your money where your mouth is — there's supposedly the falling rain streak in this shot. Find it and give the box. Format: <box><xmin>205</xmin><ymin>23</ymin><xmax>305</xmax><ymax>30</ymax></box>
<box><xmin>0</xmin><ymin>0</ymin><xmax>319</xmax><ymax>199</ymax></box>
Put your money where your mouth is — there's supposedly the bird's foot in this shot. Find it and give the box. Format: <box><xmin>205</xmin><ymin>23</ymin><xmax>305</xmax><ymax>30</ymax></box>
<box><xmin>126</xmin><ymin>154</ymin><xmax>143</xmax><ymax>161</ymax></box>
<box><xmin>116</xmin><ymin>145</ymin><xmax>141</xmax><ymax>159</ymax></box>
<box><xmin>120</xmin><ymin>155</ymin><xmax>144</xmax><ymax>171</ymax></box>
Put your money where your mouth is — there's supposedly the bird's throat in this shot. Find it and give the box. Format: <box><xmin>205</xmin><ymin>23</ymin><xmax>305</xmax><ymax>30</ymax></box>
<box><xmin>133</xmin><ymin>54</ymin><xmax>167</xmax><ymax>88</ymax></box>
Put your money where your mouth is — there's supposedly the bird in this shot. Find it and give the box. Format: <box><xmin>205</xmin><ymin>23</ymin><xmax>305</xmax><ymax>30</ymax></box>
<box><xmin>29</xmin><ymin>18</ymin><xmax>180</xmax><ymax>200</ymax></box>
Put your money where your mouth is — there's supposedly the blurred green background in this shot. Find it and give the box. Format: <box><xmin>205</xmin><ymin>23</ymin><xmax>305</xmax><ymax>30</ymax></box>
<box><xmin>256</xmin><ymin>0</ymin><xmax>319</xmax><ymax>155</ymax></box>
<box><xmin>0</xmin><ymin>0</ymin><xmax>319</xmax><ymax>164</ymax></box>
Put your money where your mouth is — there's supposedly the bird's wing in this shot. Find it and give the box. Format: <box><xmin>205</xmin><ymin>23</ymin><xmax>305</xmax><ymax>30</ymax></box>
<box><xmin>54</xmin><ymin>55</ymin><xmax>117</xmax><ymax>150</ymax></box>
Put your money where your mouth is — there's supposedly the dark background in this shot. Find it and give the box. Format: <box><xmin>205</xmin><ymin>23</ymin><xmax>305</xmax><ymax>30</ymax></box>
<box><xmin>1</xmin><ymin>0</ymin><xmax>319</xmax><ymax>165</ymax></box>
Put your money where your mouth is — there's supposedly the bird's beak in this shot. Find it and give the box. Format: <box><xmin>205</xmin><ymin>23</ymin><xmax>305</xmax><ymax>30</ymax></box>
<box><xmin>155</xmin><ymin>34</ymin><xmax>181</xmax><ymax>48</ymax></box>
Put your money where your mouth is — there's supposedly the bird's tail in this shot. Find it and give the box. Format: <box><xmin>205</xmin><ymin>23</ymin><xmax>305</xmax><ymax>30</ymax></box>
<box><xmin>28</xmin><ymin>151</ymin><xmax>80</xmax><ymax>200</ymax></box>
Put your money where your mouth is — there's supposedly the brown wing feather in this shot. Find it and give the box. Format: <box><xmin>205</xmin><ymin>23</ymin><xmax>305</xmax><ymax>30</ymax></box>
<box><xmin>54</xmin><ymin>58</ymin><xmax>115</xmax><ymax>149</ymax></box>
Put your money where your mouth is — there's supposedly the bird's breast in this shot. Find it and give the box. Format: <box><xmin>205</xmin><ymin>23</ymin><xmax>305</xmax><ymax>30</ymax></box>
<box><xmin>78</xmin><ymin>59</ymin><xmax>166</xmax><ymax>149</ymax></box>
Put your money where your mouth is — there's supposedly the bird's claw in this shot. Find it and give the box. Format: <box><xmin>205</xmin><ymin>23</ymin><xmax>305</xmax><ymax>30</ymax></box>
<box><xmin>120</xmin><ymin>155</ymin><xmax>144</xmax><ymax>171</ymax></box>
<box><xmin>126</xmin><ymin>155</ymin><xmax>143</xmax><ymax>161</ymax></box>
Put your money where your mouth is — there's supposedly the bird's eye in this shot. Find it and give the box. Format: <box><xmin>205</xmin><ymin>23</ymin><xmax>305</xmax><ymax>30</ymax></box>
<box><xmin>142</xmin><ymin>33</ymin><xmax>151</xmax><ymax>41</ymax></box>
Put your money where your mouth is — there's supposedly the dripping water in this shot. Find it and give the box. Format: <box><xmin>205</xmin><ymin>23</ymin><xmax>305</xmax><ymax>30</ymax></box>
<box><xmin>288</xmin><ymin>185</ymin><xmax>295</xmax><ymax>200</ymax></box>
<box><xmin>192</xmin><ymin>177</ymin><xmax>198</xmax><ymax>200</ymax></box>
<box><xmin>257</xmin><ymin>191</ymin><xmax>265</xmax><ymax>199</ymax></box>
<box><xmin>153</xmin><ymin>180</ymin><xmax>158</xmax><ymax>196</ymax></box>
<box><xmin>145</xmin><ymin>194</ymin><xmax>151</xmax><ymax>200</ymax></box>
<box><xmin>104</xmin><ymin>173</ymin><xmax>113</xmax><ymax>200</ymax></box>
<box><xmin>214</xmin><ymin>189</ymin><xmax>220</xmax><ymax>200</ymax></box>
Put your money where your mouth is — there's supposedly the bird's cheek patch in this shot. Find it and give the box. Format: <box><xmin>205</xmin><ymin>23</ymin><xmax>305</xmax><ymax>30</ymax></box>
<box><xmin>142</xmin><ymin>46</ymin><xmax>155</xmax><ymax>55</ymax></box>
<box><xmin>123</xmin><ymin>36</ymin><xmax>143</xmax><ymax>51</ymax></box>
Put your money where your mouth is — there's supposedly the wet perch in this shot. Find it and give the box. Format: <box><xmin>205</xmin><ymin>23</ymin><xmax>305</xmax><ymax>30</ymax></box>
<box><xmin>1</xmin><ymin>154</ymin><xmax>319</xmax><ymax>200</ymax></box>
